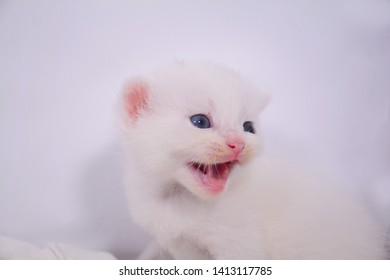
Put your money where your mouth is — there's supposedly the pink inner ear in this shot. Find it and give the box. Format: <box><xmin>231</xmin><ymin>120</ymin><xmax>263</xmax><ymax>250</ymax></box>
<box><xmin>124</xmin><ymin>82</ymin><xmax>149</xmax><ymax>120</ymax></box>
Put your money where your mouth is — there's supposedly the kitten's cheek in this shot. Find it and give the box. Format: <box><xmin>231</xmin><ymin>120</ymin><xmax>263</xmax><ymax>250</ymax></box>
<box><xmin>239</xmin><ymin>147</ymin><xmax>257</xmax><ymax>164</ymax></box>
<box><xmin>245</xmin><ymin>140</ymin><xmax>263</xmax><ymax>158</ymax></box>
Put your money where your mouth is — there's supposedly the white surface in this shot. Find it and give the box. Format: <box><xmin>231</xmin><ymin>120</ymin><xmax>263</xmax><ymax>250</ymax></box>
<box><xmin>1</xmin><ymin>0</ymin><xmax>389</xmax><ymax>259</ymax></box>
<box><xmin>0</xmin><ymin>236</ymin><xmax>115</xmax><ymax>260</ymax></box>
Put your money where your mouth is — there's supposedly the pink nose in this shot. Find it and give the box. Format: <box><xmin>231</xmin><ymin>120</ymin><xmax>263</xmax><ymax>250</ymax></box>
<box><xmin>226</xmin><ymin>139</ymin><xmax>245</xmax><ymax>156</ymax></box>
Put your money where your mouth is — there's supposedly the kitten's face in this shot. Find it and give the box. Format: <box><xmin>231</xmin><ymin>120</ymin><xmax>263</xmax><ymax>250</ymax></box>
<box><xmin>121</xmin><ymin>62</ymin><xmax>268</xmax><ymax>199</ymax></box>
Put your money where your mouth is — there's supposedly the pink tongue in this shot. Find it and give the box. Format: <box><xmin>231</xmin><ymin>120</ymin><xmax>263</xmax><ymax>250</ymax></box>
<box><xmin>202</xmin><ymin>164</ymin><xmax>229</xmax><ymax>192</ymax></box>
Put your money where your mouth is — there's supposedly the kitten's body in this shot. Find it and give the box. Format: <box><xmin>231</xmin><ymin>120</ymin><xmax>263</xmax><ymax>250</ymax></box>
<box><xmin>120</xmin><ymin>62</ymin><xmax>386</xmax><ymax>259</ymax></box>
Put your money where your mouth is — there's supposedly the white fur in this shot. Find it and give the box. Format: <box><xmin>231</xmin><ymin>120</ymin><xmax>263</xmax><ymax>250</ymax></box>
<box><xmin>120</xmin><ymin>61</ymin><xmax>386</xmax><ymax>259</ymax></box>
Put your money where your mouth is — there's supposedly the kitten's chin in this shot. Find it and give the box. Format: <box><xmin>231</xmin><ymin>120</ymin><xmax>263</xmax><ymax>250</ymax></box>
<box><xmin>175</xmin><ymin>161</ymin><xmax>238</xmax><ymax>199</ymax></box>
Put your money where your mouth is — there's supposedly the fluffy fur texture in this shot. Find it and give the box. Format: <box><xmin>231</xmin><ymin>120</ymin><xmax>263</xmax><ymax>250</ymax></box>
<box><xmin>119</xmin><ymin>61</ymin><xmax>386</xmax><ymax>259</ymax></box>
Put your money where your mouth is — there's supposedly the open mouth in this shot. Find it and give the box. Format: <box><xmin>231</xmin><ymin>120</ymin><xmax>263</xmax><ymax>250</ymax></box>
<box><xmin>188</xmin><ymin>161</ymin><xmax>237</xmax><ymax>193</ymax></box>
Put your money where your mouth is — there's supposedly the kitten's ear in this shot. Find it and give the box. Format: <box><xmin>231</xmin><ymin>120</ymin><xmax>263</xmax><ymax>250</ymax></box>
<box><xmin>258</xmin><ymin>93</ymin><xmax>271</xmax><ymax>114</ymax></box>
<box><xmin>122</xmin><ymin>80</ymin><xmax>150</xmax><ymax>122</ymax></box>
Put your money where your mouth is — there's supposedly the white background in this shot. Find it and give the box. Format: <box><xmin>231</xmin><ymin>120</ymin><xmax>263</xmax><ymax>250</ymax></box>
<box><xmin>1</xmin><ymin>0</ymin><xmax>389</xmax><ymax>259</ymax></box>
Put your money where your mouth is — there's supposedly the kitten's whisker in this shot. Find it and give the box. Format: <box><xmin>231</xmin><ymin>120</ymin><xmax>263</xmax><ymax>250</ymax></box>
<box><xmin>193</xmin><ymin>162</ymin><xmax>201</xmax><ymax>173</ymax></box>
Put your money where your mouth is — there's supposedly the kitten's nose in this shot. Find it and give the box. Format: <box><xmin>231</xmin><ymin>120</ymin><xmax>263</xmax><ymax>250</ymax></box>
<box><xmin>226</xmin><ymin>134</ymin><xmax>245</xmax><ymax>156</ymax></box>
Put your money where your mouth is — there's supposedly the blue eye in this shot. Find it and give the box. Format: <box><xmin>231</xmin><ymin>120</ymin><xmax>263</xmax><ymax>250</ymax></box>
<box><xmin>190</xmin><ymin>114</ymin><xmax>211</xmax><ymax>129</ymax></box>
<box><xmin>243</xmin><ymin>121</ymin><xmax>255</xmax><ymax>134</ymax></box>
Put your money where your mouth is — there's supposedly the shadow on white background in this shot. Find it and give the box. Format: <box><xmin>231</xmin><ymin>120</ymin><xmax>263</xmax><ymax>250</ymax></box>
<box><xmin>0</xmin><ymin>0</ymin><xmax>389</xmax><ymax>258</ymax></box>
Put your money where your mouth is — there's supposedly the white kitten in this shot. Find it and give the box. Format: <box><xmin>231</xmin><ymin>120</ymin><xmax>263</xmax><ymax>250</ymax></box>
<box><xmin>119</xmin><ymin>61</ymin><xmax>386</xmax><ymax>259</ymax></box>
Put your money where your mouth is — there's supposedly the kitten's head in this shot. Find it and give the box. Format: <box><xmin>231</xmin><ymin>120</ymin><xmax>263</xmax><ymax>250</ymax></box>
<box><xmin>120</xmin><ymin>62</ymin><xmax>268</xmax><ymax>199</ymax></box>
